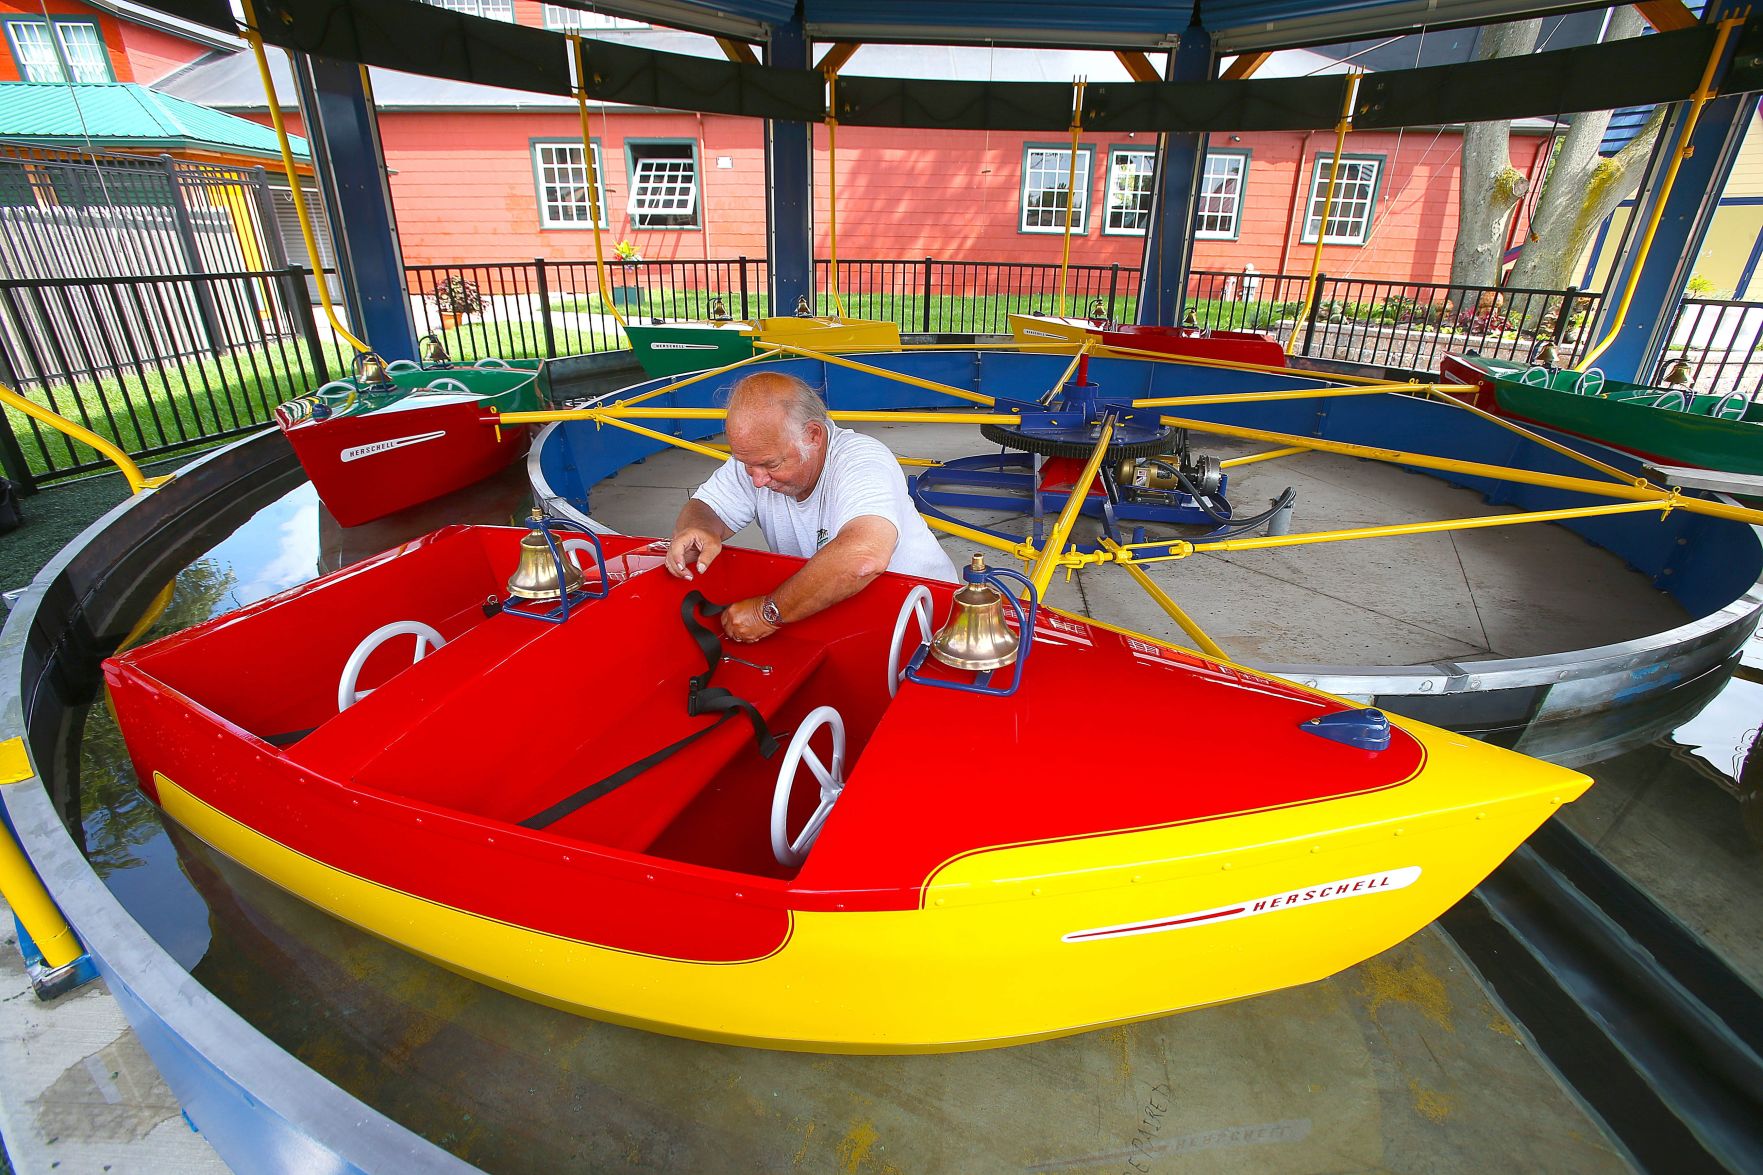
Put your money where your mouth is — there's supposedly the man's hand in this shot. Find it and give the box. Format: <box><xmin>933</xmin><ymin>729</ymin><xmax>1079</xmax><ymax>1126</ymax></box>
<box><xmin>666</xmin><ymin>524</ymin><xmax>724</xmax><ymax>580</ymax></box>
<box><xmin>720</xmin><ymin>596</ymin><xmax>779</xmax><ymax>644</ymax></box>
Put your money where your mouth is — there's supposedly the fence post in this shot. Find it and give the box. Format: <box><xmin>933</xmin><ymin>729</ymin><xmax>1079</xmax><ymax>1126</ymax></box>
<box><xmin>1107</xmin><ymin>263</ymin><xmax>1120</xmax><ymax>323</ymax></box>
<box><xmin>738</xmin><ymin>257</ymin><xmax>751</xmax><ymax>321</ymax></box>
<box><xmin>1302</xmin><ymin>272</ymin><xmax>1327</xmax><ymax>356</ymax></box>
<box><xmin>285</xmin><ymin>266</ymin><xmax>329</xmax><ymax>386</ymax></box>
<box><xmin>921</xmin><ymin>257</ymin><xmax>934</xmax><ymax>333</ymax></box>
<box><xmin>534</xmin><ymin>258</ymin><xmax>556</xmax><ymax>359</ymax></box>
<box><xmin>1554</xmin><ymin>286</ymin><xmax>1580</xmax><ymax>347</ymax></box>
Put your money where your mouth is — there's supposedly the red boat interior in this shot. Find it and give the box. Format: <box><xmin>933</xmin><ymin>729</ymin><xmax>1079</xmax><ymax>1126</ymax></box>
<box><xmin>112</xmin><ymin>526</ymin><xmax>1427</xmax><ymax>896</ymax></box>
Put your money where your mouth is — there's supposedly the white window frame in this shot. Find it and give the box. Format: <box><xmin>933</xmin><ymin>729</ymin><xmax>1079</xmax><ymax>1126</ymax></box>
<box><xmin>625</xmin><ymin>141</ymin><xmax>700</xmax><ymax>230</ymax></box>
<box><xmin>1020</xmin><ymin>145</ymin><xmax>1093</xmax><ymax>235</ymax></box>
<box><xmin>1193</xmin><ymin>150</ymin><xmax>1248</xmax><ymax>241</ymax></box>
<box><xmin>6</xmin><ymin>18</ymin><xmax>111</xmax><ymax>83</ymax></box>
<box><xmin>541</xmin><ymin>6</ymin><xmax>644</xmax><ymax>30</ymax></box>
<box><xmin>1103</xmin><ymin>147</ymin><xmax>1155</xmax><ymax>237</ymax></box>
<box><xmin>1299</xmin><ymin>154</ymin><xmax>1382</xmax><ymax>246</ymax></box>
<box><xmin>424</xmin><ymin>0</ymin><xmax>514</xmax><ymax>20</ymax></box>
<box><xmin>532</xmin><ymin>141</ymin><xmax>608</xmax><ymax>230</ymax></box>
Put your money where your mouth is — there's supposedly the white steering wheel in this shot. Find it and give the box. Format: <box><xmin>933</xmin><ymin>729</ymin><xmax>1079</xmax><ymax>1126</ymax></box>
<box><xmin>475</xmin><ymin>357</ymin><xmax>512</xmax><ymax>368</ymax></box>
<box><xmin>887</xmin><ymin>586</ymin><xmax>935</xmax><ymax>698</ymax></box>
<box><xmin>1519</xmin><ymin>366</ymin><xmax>1551</xmax><ymax>386</ymax></box>
<box><xmin>386</xmin><ymin>359</ymin><xmax>419</xmax><ymax>373</ymax></box>
<box><xmin>1576</xmin><ymin>368</ymin><xmax>1605</xmax><ymax>397</ymax></box>
<box><xmin>1712</xmin><ymin>391</ymin><xmax>1749</xmax><ymax>420</ymax></box>
<box><xmin>337</xmin><ymin>621</ymin><xmax>445</xmax><ymax>712</ymax></box>
<box><xmin>771</xmin><ymin>706</ymin><xmax>846</xmax><ymax>867</ymax></box>
<box><xmin>420</xmin><ymin>377</ymin><xmax>473</xmax><ymax>395</ymax></box>
<box><xmin>1650</xmin><ymin>390</ymin><xmax>1688</xmax><ymax>412</ymax></box>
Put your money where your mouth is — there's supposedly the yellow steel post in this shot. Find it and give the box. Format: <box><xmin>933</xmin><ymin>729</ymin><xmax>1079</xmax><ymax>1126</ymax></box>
<box><xmin>1287</xmin><ymin>73</ymin><xmax>1361</xmax><ymax>355</ymax></box>
<box><xmin>0</xmin><ymin>740</ymin><xmax>82</xmax><ymax>970</ymax></box>
<box><xmin>824</xmin><ymin>71</ymin><xmax>846</xmax><ymax>318</ymax></box>
<box><xmin>615</xmin><ymin>348</ymin><xmax>782</xmax><ymax>408</ymax></box>
<box><xmin>1100</xmin><ymin>539</ymin><xmax>1229</xmax><ymax>659</ymax></box>
<box><xmin>1056</xmin><ymin>79</ymin><xmax>1087</xmax><ymax>319</ymax></box>
<box><xmin>0</xmin><ymin>385</ymin><xmax>168</xmax><ymax>494</ymax></box>
<box><xmin>239</xmin><ymin>0</ymin><xmax>369</xmax><ymax>355</ymax></box>
<box><xmin>1420</xmin><ymin>385</ymin><xmax>1642</xmax><ymax>486</ymax></box>
<box><xmin>756</xmin><ymin>343</ymin><xmax>997</xmax><ymax>405</ymax></box>
<box><xmin>571</xmin><ymin>35</ymin><xmax>626</xmax><ymax>331</ymax></box>
<box><xmin>1577</xmin><ymin>17</ymin><xmax>1743</xmax><ymax>371</ymax></box>
<box><xmin>1220</xmin><ymin>446</ymin><xmax>1308</xmax><ymax>469</ymax></box>
<box><xmin>1029</xmin><ymin>415</ymin><xmax>1115</xmax><ymax>596</ymax></box>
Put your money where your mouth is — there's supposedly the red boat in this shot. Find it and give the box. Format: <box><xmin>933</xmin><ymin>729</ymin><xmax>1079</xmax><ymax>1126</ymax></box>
<box><xmin>275</xmin><ymin>359</ymin><xmax>548</xmax><ymax>527</ymax></box>
<box><xmin>102</xmin><ymin>524</ymin><xmax>1589</xmax><ymax>1051</ymax></box>
<box><xmin>1099</xmin><ymin>324</ymin><xmax>1288</xmax><ymax>368</ymax></box>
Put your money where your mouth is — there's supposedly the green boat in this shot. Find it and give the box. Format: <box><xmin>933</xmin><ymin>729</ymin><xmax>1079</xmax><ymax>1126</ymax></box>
<box><xmin>1440</xmin><ymin>352</ymin><xmax>1763</xmax><ymax>475</ymax></box>
<box><xmin>623</xmin><ymin>317</ymin><xmax>902</xmax><ymax>378</ymax></box>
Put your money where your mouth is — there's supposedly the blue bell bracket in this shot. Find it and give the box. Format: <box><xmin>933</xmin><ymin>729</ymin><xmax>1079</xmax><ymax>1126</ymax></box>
<box><xmin>501</xmin><ymin>514</ymin><xmax>609</xmax><ymax>624</ymax></box>
<box><xmin>902</xmin><ymin>564</ymin><xmax>1040</xmax><ymax>698</ymax></box>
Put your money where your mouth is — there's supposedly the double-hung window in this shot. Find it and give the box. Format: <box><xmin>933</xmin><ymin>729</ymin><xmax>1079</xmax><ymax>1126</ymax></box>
<box><xmin>626</xmin><ymin>142</ymin><xmax>699</xmax><ymax>229</ymax></box>
<box><xmin>1020</xmin><ymin>145</ymin><xmax>1092</xmax><ymax>234</ymax></box>
<box><xmin>1103</xmin><ymin>148</ymin><xmax>1155</xmax><ymax>236</ymax></box>
<box><xmin>1300</xmin><ymin>154</ymin><xmax>1382</xmax><ymax>245</ymax></box>
<box><xmin>1194</xmin><ymin>151</ymin><xmax>1248</xmax><ymax>240</ymax></box>
<box><xmin>6</xmin><ymin>19</ymin><xmax>112</xmax><ymax>83</ymax></box>
<box><xmin>532</xmin><ymin>141</ymin><xmax>608</xmax><ymax>229</ymax></box>
<box><xmin>541</xmin><ymin>6</ymin><xmax>644</xmax><ymax>29</ymax></box>
<box><xmin>424</xmin><ymin>0</ymin><xmax>514</xmax><ymax>20</ymax></box>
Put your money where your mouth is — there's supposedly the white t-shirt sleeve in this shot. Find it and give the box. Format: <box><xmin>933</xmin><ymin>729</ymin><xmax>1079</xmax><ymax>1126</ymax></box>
<box><xmin>690</xmin><ymin>458</ymin><xmax>758</xmax><ymax>534</ymax></box>
<box><xmin>824</xmin><ymin>440</ymin><xmax>906</xmax><ymax>539</ymax></box>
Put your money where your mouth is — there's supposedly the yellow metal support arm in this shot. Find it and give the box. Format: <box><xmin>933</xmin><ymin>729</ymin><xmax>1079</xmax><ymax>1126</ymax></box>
<box><xmin>1287</xmin><ymin>73</ymin><xmax>1360</xmax><ymax>355</ymax></box>
<box><xmin>1097</xmin><ymin>340</ymin><xmax>1392</xmax><ymax>385</ymax></box>
<box><xmin>1220</xmin><ymin>446</ymin><xmax>1307</xmax><ymax>469</ymax></box>
<box><xmin>493</xmin><ymin>406</ymin><xmax>1022</xmax><ymax>427</ymax></box>
<box><xmin>0</xmin><ymin>740</ymin><xmax>83</xmax><ymax>970</ymax></box>
<box><xmin>571</xmin><ymin>36</ymin><xmax>626</xmax><ymax>332</ymax></box>
<box><xmin>1029</xmin><ymin>414</ymin><xmax>1115</xmax><ymax>596</ymax></box>
<box><xmin>0</xmin><ymin>384</ymin><xmax>167</xmax><ymax>494</ymax></box>
<box><xmin>1100</xmin><ymin>539</ymin><xmax>1230</xmax><ymax>659</ymax></box>
<box><xmin>755</xmin><ymin>343</ymin><xmax>998</xmax><ymax>405</ymax></box>
<box><xmin>1420</xmin><ymin>385</ymin><xmax>1642</xmax><ymax>486</ymax></box>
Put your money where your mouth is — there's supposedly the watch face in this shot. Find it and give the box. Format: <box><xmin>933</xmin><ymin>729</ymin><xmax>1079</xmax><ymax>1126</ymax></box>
<box><xmin>762</xmin><ymin>599</ymin><xmax>781</xmax><ymax>624</ymax></box>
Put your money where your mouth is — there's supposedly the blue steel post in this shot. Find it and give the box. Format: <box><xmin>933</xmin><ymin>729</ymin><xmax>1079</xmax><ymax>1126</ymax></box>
<box><xmin>291</xmin><ymin>55</ymin><xmax>415</xmax><ymax>360</ymax></box>
<box><xmin>764</xmin><ymin>13</ymin><xmax>814</xmax><ymax>316</ymax></box>
<box><xmin>1136</xmin><ymin>21</ymin><xmax>1212</xmax><ymax>326</ymax></box>
<box><xmin>1587</xmin><ymin>6</ymin><xmax>1749</xmax><ymax>382</ymax></box>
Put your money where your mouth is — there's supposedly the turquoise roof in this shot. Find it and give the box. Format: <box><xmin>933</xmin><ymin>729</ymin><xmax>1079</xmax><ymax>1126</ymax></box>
<box><xmin>0</xmin><ymin>82</ymin><xmax>307</xmax><ymax>161</ymax></box>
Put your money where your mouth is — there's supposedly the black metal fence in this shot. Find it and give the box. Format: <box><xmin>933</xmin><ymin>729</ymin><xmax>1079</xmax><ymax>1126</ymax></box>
<box><xmin>1</xmin><ymin>252</ymin><xmax>1604</xmax><ymax>491</ymax></box>
<box><xmin>1660</xmin><ymin>297</ymin><xmax>1763</xmax><ymax>396</ymax></box>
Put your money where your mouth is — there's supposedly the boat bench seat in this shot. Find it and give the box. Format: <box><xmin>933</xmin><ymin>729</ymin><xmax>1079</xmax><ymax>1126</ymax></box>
<box><xmin>506</xmin><ymin>634</ymin><xmax>829</xmax><ymax>852</ymax></box>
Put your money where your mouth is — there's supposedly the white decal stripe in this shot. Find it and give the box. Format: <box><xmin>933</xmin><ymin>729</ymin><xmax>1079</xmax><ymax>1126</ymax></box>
<box><xmin>339</xmin><ymin>430</ymin><xmax>447</xmax><ymax>463</ymax></box>
<box><xmin>1063</xmin><ymin>866</ymin><xmax>1422</xmax><ymax>943</ymax></box>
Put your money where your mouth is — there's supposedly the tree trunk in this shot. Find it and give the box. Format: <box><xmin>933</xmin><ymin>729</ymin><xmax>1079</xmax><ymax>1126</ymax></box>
<box><xmin>1449</xmin><ymin>19</ymin><xmax>1542</xmax><ymax>291</ymax></box>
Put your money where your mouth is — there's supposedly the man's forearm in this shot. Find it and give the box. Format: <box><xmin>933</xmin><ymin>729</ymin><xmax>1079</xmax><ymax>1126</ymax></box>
<box><xmin>771</xmin><ymin>525</ymin><xmax>893</xmax><ymax>623</ymax></box>
<box><xmin>674</xmin><ymin>497</ymin><xmax>733</xmax><ymax>541</ymax></box>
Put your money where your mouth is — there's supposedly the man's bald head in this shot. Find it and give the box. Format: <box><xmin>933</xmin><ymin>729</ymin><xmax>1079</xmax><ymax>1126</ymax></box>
<box><xmin>726</xmin><ymin>372</ymin><xmax>830</xmax><ymax>460</ymax></box>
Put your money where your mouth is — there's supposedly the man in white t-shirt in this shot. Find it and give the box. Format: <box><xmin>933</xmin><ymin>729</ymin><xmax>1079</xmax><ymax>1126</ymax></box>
<box><xmin>665</xmin><ymin>372</ymin><xmax>957</xmax><ymax>643</ymax></box>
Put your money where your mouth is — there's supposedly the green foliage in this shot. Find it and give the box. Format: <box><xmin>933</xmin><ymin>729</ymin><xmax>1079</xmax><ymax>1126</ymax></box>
<box><xmin>429</xmin><ymin>276</ymin><xmax>483</xmax><ymax>316</ymax></box>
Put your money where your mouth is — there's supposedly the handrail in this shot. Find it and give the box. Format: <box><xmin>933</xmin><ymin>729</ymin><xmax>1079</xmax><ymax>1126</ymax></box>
<box><xmin>0</xmin><ymin>382</ymin><xmax>168</xmax><ymax>495</ymax></box>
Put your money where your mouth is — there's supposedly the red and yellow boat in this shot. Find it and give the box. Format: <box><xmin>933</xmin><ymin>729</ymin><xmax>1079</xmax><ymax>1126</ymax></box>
<box><xmin>103</xmin><ymin>524</ymin><xmax>1589</xmax><ymax>1052</ymax></box>
<box><xmin>1007</xmin><ymin>313</ymin><xmax>1286</xmax><ymax>367</ymax></box>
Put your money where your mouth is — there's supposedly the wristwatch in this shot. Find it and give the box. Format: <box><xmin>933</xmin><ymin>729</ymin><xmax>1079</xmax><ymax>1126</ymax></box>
<box><xmin>760</xmin><ymin>595</ymin><xmax>784</xmax><ymax>626</ymax></box>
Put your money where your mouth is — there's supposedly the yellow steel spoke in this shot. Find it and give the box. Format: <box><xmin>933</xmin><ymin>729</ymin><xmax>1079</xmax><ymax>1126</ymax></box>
<box><xmin>583</xmin><ymin>413</ymin><xmax>730</xmax><ymax>461</ymax></box>
<box><xmin>755</xmin><ymin>343</ymin><xmax>996</xmax><ymax>406</ymax></box>
<box><xmin>1100</xmin><ymin>538</ymin><xmax>1228</xmax><ymax>660</ymax></box>
<box><xmin>1130</xmin><ymin>384</ymin><xmax>1396</xmax><ymax>409</ymax></box>
<box><xmin>1220</xmin><ymin>446</ymin><xmax>1307</xmax><ymax>469</ymax></box>
<box><xmin>615</xmin><ymin>348</ymin><xmax>783</xmax><ymax>408</ymax></box>
<box><xmin>1419</xmin><ymin>385</ymin><xmax>1641</xmax><ymax>486</ymax></box>
<box><xmin>1029</xmin><ymin>415</ymin><xmax>1116</xmax><ymax>596</ymax></box>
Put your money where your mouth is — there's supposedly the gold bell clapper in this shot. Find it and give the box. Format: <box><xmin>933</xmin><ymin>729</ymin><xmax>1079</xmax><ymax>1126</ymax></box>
<box><xmin>354</xmin><ymin>351</ymin><xmax>391</xmax><ymax>386</ymax></box>
<box><xmin>903</xmin><ymin>555</ymin><xmax>1040</xmax><ymax>698</ymax></box>
<box><xmin>501</xmin><ymin>509</ymin><xmax>609</xmax><ymax>623</ymax></box>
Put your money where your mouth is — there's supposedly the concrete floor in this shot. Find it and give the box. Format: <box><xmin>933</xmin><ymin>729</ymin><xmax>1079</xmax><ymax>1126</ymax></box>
<box><xmin>2</xmin><ymin>419</ymin><xmax>1684</xmax><ymax>1173</ymax></box>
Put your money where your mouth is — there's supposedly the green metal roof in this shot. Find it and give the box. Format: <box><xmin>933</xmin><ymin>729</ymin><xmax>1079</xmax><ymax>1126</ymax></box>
<box><xmin>0</xmin><ymin>82</ymin><xmax>307</xmax><ymax>160</ymax></box>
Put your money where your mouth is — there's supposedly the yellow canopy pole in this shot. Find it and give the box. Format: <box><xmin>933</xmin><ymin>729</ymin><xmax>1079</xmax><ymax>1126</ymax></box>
<box><xmin>1219</xmin><ymin>446</ymin><xmax>1307</xmax><ymax>468</ymax></box>
<box><xmin>1043</xmin><ymin>340</ymin><xmax>1093</xmax><ymax>404</ymax></box>
<box><xmin>1419</xmin><ymin>386</ymin><xmax>1642</xmax><ymax>486</ymax></box>
<box><xmin>1154</xmin><ymin>410</ymin><xmax>1763</xmax><ymax>527</ymax></box>
<box><xmin>581</xmin><ymin>412</ymin><xmax>732</xmax><ymax>461</ymax></box>
<box><xmin>239</xmin><ymin>0</ymin><xmax>369</xmax><ymax>355</ymax></box>
<box><xmin>570</xmin><ymin>35</ymin><xmax>626</xmax><ymax>331</ymax></box>
<box><xmin>1056</xmin><ymin>79</ymin><xmax>1087</xmax><ymax>319</ymax></box>
<box><xmin>1122</xmin><ymin>499</ymin><xmax>1669</xmax><ymax>562</ymax></box>
<box><xmin>823</xmin><ymin>71</ymin><xmax>846</xmax><ymax>318</ymax></box>
<box><xmin>1286</xmin><ymin>72</ymin><xmax>1361</xmax><ymax>355</ymax></box>
<box><xmin>1577</xmin><ymin>16</ymin><xmax>1742</xmax><ymax>371</ymax></box>
<box><xmin>0</xmin><ymin>384</ymin><xmax>167</xmax><ymax>493</ymax></box>
<box><xmin>756</xmin><ymin>342</ymin><xmax>998</xmax><ymax>405</ymax></box>
<box><xmin>1100</xmin><ymin>538</ymin><xmax>1229</xmax><ymax>659</ymax></box>
<box><xmin>1029</xmin><ymin>414</ymin><xmax>1115</xmax><ymax>595</ymax></box>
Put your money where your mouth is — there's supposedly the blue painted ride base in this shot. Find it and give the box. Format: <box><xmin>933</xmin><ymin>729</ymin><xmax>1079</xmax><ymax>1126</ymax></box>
<box><xmin>13</xmin><ymin>913</ymin><xmax>98</xmax><ymax>1000</ymax></box>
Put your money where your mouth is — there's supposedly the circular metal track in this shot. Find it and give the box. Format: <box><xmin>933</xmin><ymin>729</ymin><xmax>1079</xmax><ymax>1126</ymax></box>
<box><xmin>980</xmin><ymin>422</ymin><xmax>1176</xmax><ymax>460</ymax></box>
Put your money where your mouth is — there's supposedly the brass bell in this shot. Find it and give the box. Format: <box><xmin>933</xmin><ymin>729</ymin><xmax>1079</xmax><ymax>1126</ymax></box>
<box><xmin>1087</xmin><ymin>296</ymin><xmax>1107</xmax><ymax>321</ymax></box>
<box><xmin>1660</xmin><ymin>356</ymin><xmax>1694</xmax><ymax>388</ymax></box>
<box><xmin>709</xmin><ymin>297</ymin><xmax>731</xmax><ymax>322</ymax></box>
<box><xmin>930</xmin><ymin>555</ymin><xmax>1021</xmax><ymax>672</ymax></box>
<box><xmin>1182</xmin><ymin>309</ymin><xmax>1199</xmax><ymax>329</ymax></box>
<box><xmin>419</xmin><ymin>333</ymin><xmax>449</xmax><ymax>365</ymax></box>
<box><xmin>506</xmin><ymin>509</ymin><xmax>584</xmax><ymax>601</ymax></box>
<box><xmin>1532</xmin><ymin>340</ymin><xmax>1560</xmax><ymax>368</ymax></box>
<box><xmin>794</xmin><ymin>294</ymin><xmax>814</xmax><ymax>317</ymax></box>
<box><xmin>355</xmin><ymin>351</ymin><xmax>390</xmax><ymax>385</ymax></box>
